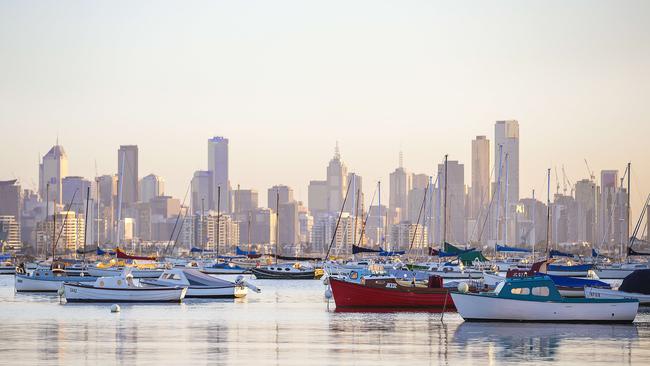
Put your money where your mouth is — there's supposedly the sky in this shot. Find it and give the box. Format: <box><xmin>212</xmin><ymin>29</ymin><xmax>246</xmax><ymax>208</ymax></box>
<box><xmin>1</xmin><ymin>0</ymin><xmax>649</xmax><ymax>218</ymax></box>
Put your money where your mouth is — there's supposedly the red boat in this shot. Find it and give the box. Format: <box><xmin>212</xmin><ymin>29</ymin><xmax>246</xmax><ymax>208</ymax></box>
<box><xmin>329</xmin><ymin>276</ymin><xmax>454</xmax><ymax>309</ymax></box>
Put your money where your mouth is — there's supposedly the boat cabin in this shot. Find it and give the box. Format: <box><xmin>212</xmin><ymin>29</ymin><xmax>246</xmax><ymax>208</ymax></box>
<box><xmin>493</xmin><ymin>276</ymin><xmax>562</xmax><ymax>301</ymax></box>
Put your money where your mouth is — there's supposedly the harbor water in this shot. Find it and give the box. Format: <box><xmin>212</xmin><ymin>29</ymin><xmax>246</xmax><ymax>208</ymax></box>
<box><xmin>1</xmin><ymin>275</ymin><xmax>650</xmax><ymax>365</ymax></box>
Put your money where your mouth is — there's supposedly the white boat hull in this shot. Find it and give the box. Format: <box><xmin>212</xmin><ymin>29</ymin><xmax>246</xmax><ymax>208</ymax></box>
<box><xmin>200</xmin><ymin>268</ymin><xmax>248</xmax><ymax>275</ymax></box>
<box><xmin>451</xmin><ymin>292</ymin><xmax>638</xmax><ymax>322</ymax></box>
<box><xmin>483</xmin><ymin>272</ymin><xmax>505</xmax><ymax>287</ymax></box>
<box><xmin>63</xmin><ymin>283</ymin><xmax>186</xmax><ymax>302</ymax></box>
<box><xmin>585</xmin><ymin>287</ymin><xmax>650</xmax><ymax>305</ymax></box>
<box><xmin>594</xmin><ymin>268</ymin><xmax>635</xmax><ymax>280</ymax></box>
<box><xmin>429</xmin><ymin>270</ymin><xmax>484</xmax><ymax>279</ymax></box>
<box><xmin>88</xmin><ymin>267</ymin><xmax>163</xmax><ymax>278</ymax></box>
<box><xmin>15</xmin><ymin>275</ymin><xmax>94</xmax><ymax>292</ymax></box>
<box><xmin>186</xmin><ymin>286</ymin><xmax>247</xmax><ymax>298</ymax></box>
<box><xmin>0</xmin><ymin>266</ymin><xmax>15</xmax><ymax>275</ymax></box>
<box><xmin>544</xmin><ymin>270</ymin><xmax>589</xmax><ymax>277</ymax></box>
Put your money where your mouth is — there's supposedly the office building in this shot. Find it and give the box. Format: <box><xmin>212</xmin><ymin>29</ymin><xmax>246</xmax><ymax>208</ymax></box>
<box><xmin>139</xmin><ymin>174</ymin><xmax>164</xmax><ymax>203</ymax></box>
<box><xmin>39</xmin><ymin>143</ymin><xmax>68</xmax><ymax>203</ymax></box>
<box><xmin>117</xmin><ymin>145</ymin><xmax>139</xmax><ymax>205</ymax></box>
<box><xmin>208</xmin><ymin>136</ymin><xmax>230</xmax><ymax>212</ymax></box>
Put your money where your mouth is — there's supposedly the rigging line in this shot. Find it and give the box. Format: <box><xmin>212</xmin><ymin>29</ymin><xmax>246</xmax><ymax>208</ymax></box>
<box><xmin>164</xmin><ymin>180</ymin><xmax>191</xmax><ymax>256</ymax></box>
<box><xmin>469</xmin><ymin>157</ymin><xmax>498</xmax><ymax>241</ymax></box>
<box><xmin>53</xmin><ymin>188</ymin><xmax>79</xmax><ymax>255</ymax></box>
<box><xmin>325</xmin><ymin>178</ymin><xmax>353</xmax><ymax>260</ymax></box>
<box><xmin>409</xmin><ymin>181</ymin><xmax>430</xmax><ymax>253</ymax></box>
<box><xmin>356</xmin><ymin>186</ymin><xmax>377</xmax><ymax>247</ymax></box>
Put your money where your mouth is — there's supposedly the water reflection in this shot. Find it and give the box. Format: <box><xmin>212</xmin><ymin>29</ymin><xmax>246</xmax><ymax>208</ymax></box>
<box><xmin>453</xmin><ymin>322</ymin><xmax>639</xmax><ymax>362</ymax></box>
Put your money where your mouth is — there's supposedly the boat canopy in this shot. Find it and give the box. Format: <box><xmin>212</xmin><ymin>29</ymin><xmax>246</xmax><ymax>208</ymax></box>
<box><xmin>116</xmin><ymin>247</ymin><xmax>156</xmax><ymax>261</ymax></box>
<box><xmin>96</xmin><ymin>247</ymin><xmax>116</xmax><ymax>256</ymax></box>
<box><xmin>619</xmin><ymin>269</ymin><xmax>650</xmax><ymax>295</ymax></box>
<box><xmin>458</xmin><ymin>250</ymin><xmax>487</xmax><ymax>265</ymax></box>
<box><xmin>549</xmin><ymin>249</ymin><xmax>573</xmax><ymax>258</ymax></box>
<box><xmin>628</xmin><ymin>247</ymin><xmax>650</xmax><ymax>256</ymax></box>
<box><xmin>496</xmin><ymin>244</ymin><xmax>531</xmax><ymax>253</ymax></box>
<box><xmin>378</xmin><ymin>248</ymin><xmax>406</xmax><ymax>256</ymax></box>
<box><xmin>352</xmin><ymin>245</ymin><xmax>381</xmax><ymax>254</ymax></box>
<box><xmin>0</xmin><ymin>254</ymin><xmax>11</xmax><ymax>261</ymax></box>
<box><xmin>235</xmin><ymin>247</ymin><xmax>258</xmax><ymax>256</ymax></box>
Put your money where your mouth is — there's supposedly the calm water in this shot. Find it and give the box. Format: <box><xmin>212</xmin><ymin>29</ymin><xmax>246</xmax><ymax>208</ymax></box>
<box><xmin>1</xmin><ymin>275</ymin><xmax>650</xmax><ymax>365</ymax></box>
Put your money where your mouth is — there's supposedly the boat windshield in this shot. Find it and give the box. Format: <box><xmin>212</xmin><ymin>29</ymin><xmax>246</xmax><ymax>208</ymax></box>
<box><xmin>494</xmin><ymin>282</ymin><xmax>505</xmax><ymax>295</ymax></box>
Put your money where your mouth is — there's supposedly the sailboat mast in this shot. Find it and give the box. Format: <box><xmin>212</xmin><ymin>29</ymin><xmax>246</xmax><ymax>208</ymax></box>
<box><xmin>275</xmin><ymin>189</ymin><xmax>279</xmax><ymax>264</ymax></box>
<box><xmin>443</xmin><ymin>154</ymin><xmax>448</xmax><ymax>246</ymax></box>
<box><xmin>494</xmin><ymin>145</ymin><xmax>503</xmax><ymax>247</ymax></box>
<box><xmin>626</xmin><ymin>162</ymin><xmax>631</xmax><ymax>261</ymax></box>
<box><xmin>546</xmin><ymin>168</ymin><xmax>551</xmax><ymax>257</ymax></box>
<box><xmin>201</xmin><ymin>198</ymin><xmax>205</xmax><ymax>250</ymax></box>
<box><xmin>532</xmin><ymin>189</ymin><xmax>536</xmax><ymax>260</ymax></box>
<box><xmin>504</xmin><ymin>153</ymin><xmax>510</xmax><ymax>246</ymax></box>
<box><xmin>378</xmin><ymin>181</ymin><xmax>382</xmax><ymax>247</ymax></box>
<box><xmin>216</xmin><ymin>186</ymin><xmax>221</xmax><ymax>258</ymax></box>
<box><xmin>45</xmin><ymin>183</ymin><xmax>49</xmax><ymax>259</ymax></box>
<box><xmin>116</xmin><ymin>151</ymin><xmax>125</xmax><ymax>247</ymax></box>
<box><xmin>353</xmin><ymin>188</ymin><xmax>360</xmax><ymax>254</ymax></box>
<box><xmin>52</xmin><ymin>198</ymin><xmax>56</xmax><ymax>259</ymax></box>
<box><xmin>83</xmin><ymin>186</ymin><xmax>90</xmax><ymax>263</ymax></box>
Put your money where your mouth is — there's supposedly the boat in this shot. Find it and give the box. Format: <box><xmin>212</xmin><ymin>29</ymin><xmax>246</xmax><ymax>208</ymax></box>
<box><xmin>545</xmin><ymin>263</ymin><xmax>593</xmax><ymax>277</ymax></box>
<box><xmin>547</xmin><ymin>275</ymin><xmax>610</xmax><ymax>297</ymax></box>
<box><xmin>585</xmin><ymin>269</ymin><xmax>650</xmax><ymax>305</ymax></box>
<box><xmin>251</xmin><ymin>262</ymin><xmax>324</xmax><ymax>280</ymax></box>
<box><xmin>141</xmin><ymin>268</ymin><xmax>259</xmax><ymax>298</ymax></box>
<box><xmin>15</xmin><ymin>265</ymin><xmax>96</xmax><ymax>292</ymax></box>
<box><xmin>0</xmin><ymin>254</ymin><xmax>15</xmax><ymax>275</ymax></box>
<box><xmin>329</xmin><ymin>274</ymin><xmax>453</xmax><ymax>309</ymax></box>
<box><xmin>87</xmin><ymin>264</ymin><xmax>164</xmax><ymax>278</ymax></box>
<box><xmin>63</xmin><ymin>270</ymin><xmax>186</xmax><ymax>302</ymax></box>
<box><xmin>595</xmin><ymin>263</ymin><xmax>649</xmax><ymax>279</ymax></box>
<box><xmin>451</xmin><ymin>276</ymin><xmax>638</xmax><ymax>323</ymax></box>
<box><xmin>201</xmin><ymin>261</ymin><xmax>250</xmax><ymax>275</ymax></box>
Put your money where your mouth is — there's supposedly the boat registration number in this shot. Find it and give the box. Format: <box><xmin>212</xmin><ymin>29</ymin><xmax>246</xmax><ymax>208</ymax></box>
<box><xmin>386</xmin><ymin>283</ymin><xmax>397</xmax><ymax>289</ymax></box>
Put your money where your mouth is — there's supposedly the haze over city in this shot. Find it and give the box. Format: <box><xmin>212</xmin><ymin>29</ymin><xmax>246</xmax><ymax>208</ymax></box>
<box><xmin>1</xmin><ymin>0</ymin><xmax>649</xmax><ymax>214</ymax></box>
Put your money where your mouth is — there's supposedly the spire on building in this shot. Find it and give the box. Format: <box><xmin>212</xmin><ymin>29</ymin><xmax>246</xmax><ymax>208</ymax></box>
<box><xmin>399</xmin><ymin>150</ymin><xmax>403</xmax><ymax>169</ymax></box>
<box><xmin>334</xmin><ymin>141</ymin><xmax>341</xmax><ymax>160</ymax></box>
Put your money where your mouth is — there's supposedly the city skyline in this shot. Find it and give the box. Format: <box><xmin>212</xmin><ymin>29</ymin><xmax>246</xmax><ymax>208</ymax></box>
<box><xmin>1</xmin><ymin>1</ymin><xmax>649</xmax><ymax>217</ymax></box>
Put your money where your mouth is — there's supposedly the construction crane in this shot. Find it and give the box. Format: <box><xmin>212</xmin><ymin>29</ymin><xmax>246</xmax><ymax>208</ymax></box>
<box><xmin>562</xmin><ymin>165</ymin><xmax>574</xmax><ymax>196</ymax></box>
<box><xmin>554</xmin><ymin>167</ymin><xmax>560</xmax><ymax>196</ymax></box>
<box><xmin>584</xmin><ymin>159</ymin><xmax>595</xmax><ymax>182</ymax></box>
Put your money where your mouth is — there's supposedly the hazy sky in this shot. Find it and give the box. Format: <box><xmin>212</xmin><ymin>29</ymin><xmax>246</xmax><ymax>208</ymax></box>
<box><xmin>1</xmin><ymin>1</ymin><xmax>649</xmax><ymax>217</ymax></box>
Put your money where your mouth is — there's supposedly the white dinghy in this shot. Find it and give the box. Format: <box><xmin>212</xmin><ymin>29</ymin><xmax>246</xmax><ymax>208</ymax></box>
<box><xmin>142</xmin><ymin>269</ymin><xmax>260</xmax><ymax>298</ymax></box>
<box><xmin>63</xmin><ymin>270</ymin><xmax>186</xmax><ymax>303</ymax></box>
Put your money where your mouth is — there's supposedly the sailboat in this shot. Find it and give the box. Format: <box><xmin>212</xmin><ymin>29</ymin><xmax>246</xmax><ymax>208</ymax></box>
<box><xmin>251</xmin><ymin>189</ymin><xmax>324</xmax><ymax>280</ymax></box>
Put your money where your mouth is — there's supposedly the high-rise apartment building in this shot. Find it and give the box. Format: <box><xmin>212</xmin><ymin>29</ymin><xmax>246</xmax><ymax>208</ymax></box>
<box><xmin>139</xmin><ymin>174</ymin><xmax>164</xmax><ymax>203</ymax></box>
<box><xmin>208</xmin><ymin>136</ymin><xmax>230</xmax><ymax>212</ymax></box>
<box><xmin>191</xmin><ymin>170</ymin><xmax>213</xmax><ymax>214</ymax></box>
<box><xmin>436</xmin><ymin>160</ymin><xmax>466</xmax><ymax>244</ymax></box>
<box><xmin>389</xmin><ymin>154</ymin><xmax>411</xmax><ymax>226</ymax></box>
<box><xmin>117</xmin><ymin>145</ymin><xmax>139</xmax><ymax>205</ymax></box>
<box><xmin>471</xmin><ymin>136</ymin><xmax>490</xmax><ymax>220</ymax></box>
<box><xmin>39</xmin><ymin>144</ymin><xmax>68</xmax><ymax>203</ymax></box>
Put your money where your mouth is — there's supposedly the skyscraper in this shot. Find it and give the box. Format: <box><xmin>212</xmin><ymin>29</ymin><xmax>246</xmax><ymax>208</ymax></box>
<box><xmin>39</xmin><ymin>143</ymin><xmax>68</xmax><ymax>203</ymax></box>
<box><xmin>191</xmin><ymin>170</ymin><xmax>213</xmax><ymax>214</ymax></box>
<box><xmin>575</xmin><ymin>179</ymin><xmax>597</xmax><ymax>244</ymax></box>
<box><xmin>471</xmin><ymin>136</ymin><xmax>490</xmax><ymax>220</ymax></box>
<box><xmin>389</xmin><ymin>153</ymin><xmax>411</xmax><ymax>225</ymax></box>
<box><xmin>599</xmin><ymin>170</ymin><xmax>619</xmax><ymax>247</ymax></box>
<box><xmin>268</xmin><ymin>185</ymin><xmax>294</xmax><ymax>211</ymax></box>
<box><xmin>139</xmin><ymin>174</ymin><xmax>164</xmax><ymax>203</ymax></box>
<box><xmin>0</xmin><ymin>179</ymin><xmax>21</xmax><ymax>219</ymax></box>
<box><xmin>326</xmin><ymin>143</ymin><xmax>348</xmax><ymax>213</ymax></box>
<box><xmin>494</xmin><ymin>121</ymin><xmax>519</xmax><ymax>244</ymax></box>
<box><xmin>62</xmin><ymin>176</ymin><xmax>92</xmax><ymax>213</ymax></box>
<box><xmin>234</xmin><ymin>188</ymin><xmax>259</xmax><ymax>214</ymax></box>
<box><xmin>117</xmin><ymin>145</ymin><xmax>139</xmax><ymax>205</ymax></box>
<box><xmin>208</xmin><ymin>136</ymin><xmax>230</xmax><ymax>213</ymax></box>
<box><xmin>344</xmin><ymin>173</ymin><xmax>363</xmax><ymax>214</ymax></box>
<box><xmin>437</xmin><ymin>160</ymin><xmax>466</xmax><ymax>244</ymax></box>
<box><xmin>494</xmin><ymin>121</ymin><xmax>519</xmax><ymax>204</ymax></box>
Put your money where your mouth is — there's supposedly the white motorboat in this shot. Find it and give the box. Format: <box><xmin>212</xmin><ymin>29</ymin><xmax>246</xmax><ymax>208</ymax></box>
<box><xmin>585</xmin><ymin>269</ymin><xmax>650</xmax><ymax>305</ymax></box>
<box><xmin>15</xmin><ymin>266</ymin><xmax>96</xmax><ymax>292</ymax></box>
<box><xmin>201</xmin><ymin>261</ymin><xmax>250</xmax><ymax>275</ymax></box>
<box><xmin>63</xmin><ymin>271</ymin><xmax>186</xmax><ymax>303</ymax></box>
<box><xmin>451</xmin><ymin>276</ymin><xmax>638</xmax><ymax>323</ymax></box>
<box><xmin>482</xmin><ymin>271</ymin><xmax>506</xmax><ymax>287</ymax></box>
<box><xmin>427</xmin><ymin>263</ymin><xmax>484</xmax><ymax>279</ymax></box>
<box><xmin>585</xmin><ymin>287</ymin><xmax>650</xmax><ymax>305</ymax></box>
<box><xmin>142</xmin><ymin>268</ymin><xmax>259</xmax><ymax>298</ymax></box>
<box><xmin>595</xmin><ymin>263</ymin><xmax>649</xmax><ymax>279</ymax></box>
<box><xmin>0</xmin><ymin>258</ymin><xmax>15</xmax><ymax>275</ymax></box>
<box><xmin>87</xmin><ymin>266</ymin><xmax>164</xmax><ymax>278</ymax></box>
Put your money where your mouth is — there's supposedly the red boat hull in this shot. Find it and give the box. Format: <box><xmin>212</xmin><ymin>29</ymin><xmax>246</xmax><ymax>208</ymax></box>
<box><xmin>329</xmin><ymin>278</ymin><xmax>455</xmax><ymax>309</ymax></box>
